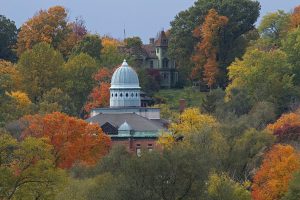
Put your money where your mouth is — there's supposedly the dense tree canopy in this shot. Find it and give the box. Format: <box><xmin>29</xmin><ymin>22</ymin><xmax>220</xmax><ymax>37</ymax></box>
<box><xmin>72</xmin><ymin>34</ymin><xmax>102</xmax><ymax>60</ymax></box>
<box><xmin>168</xmin><ymin>0</ymin><xmax>260</xmax><ymax>86</ymax></box>
<box><xmin>0</xmin><ymin>132</ymin><xmax>66</xmax><ymax>199</ymax></box>
<box><xmin>20</xmin><ymin>112</ymin><xmax>111</xmax><ymax>169</ymax></box>
<box><xmin>64</xmin><ymin>53</ymin><xmax>98</xmax><ymax>115</ymax></box>
<box><xmin>0</xmin><ymin>15</ymin><xmax>17</xmax><ymax>61</ymax></box>
<box><xmin>226</xmin><ymin>49</ymin><xmax>296</xmax><ymax>113</ymax></box>
<box><xmin>252</xmin><ymin>144</ymin><xmax>300</xmax><ymax>200</ymax></box>
<box><xmin>17</xmin><ymin>43</ymin><xmax>64</xmax><ymax>102</ymax></box>
<box><xmin>191</xmin><ymin>9</ymin><xmax>228</xmax><ymax>87</ymax></box>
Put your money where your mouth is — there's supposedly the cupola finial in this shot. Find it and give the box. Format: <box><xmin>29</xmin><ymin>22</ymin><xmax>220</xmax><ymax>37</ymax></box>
<box><xmin>122</xmin><ymin>59</ymin><xmax>128</xmax><ymax>66</ymax></box>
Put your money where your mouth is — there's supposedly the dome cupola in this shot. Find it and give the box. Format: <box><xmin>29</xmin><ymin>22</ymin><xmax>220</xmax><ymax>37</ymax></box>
<box><xmin>110</xmin><ymin>60</ymin><xmax>141</xmax><ymax>107</ymax></box>
<box><xmin>111</xmin><ymin>60</ymin><xmax>140</xmax><ymax>89</ymax></box>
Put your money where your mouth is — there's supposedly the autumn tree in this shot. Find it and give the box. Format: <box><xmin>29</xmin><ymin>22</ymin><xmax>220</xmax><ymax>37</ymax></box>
<box><xmin>100</xmin><ymin>36</ymin><xmax>125</xmax><ymax>68</ymax></box>
<box><xmin>0</xmin><ymin>60</ymin><xmax>32</xmax><ymax>126</ymax></box>
<box><xmin>0</xmin><ymin>132</ymin><xmax>66</xmax><ymax>199</ymax></box>
<box><xmin>17</xmin><ymin>6</ymin><xmax>68</xmax><ymax>55</ymax></box>
<box><xmin>169</xmin><ymin>107</ymin><xmax>218</xmax><ymax>136</ymax></box>
<box><xmin>168</xmin><ymin>0</ymin><xmax>260</xmax><ymax>86</ymax></box>
<box><xmin>192</xmin><ymin>9</ymin><xmax>228</xmax><ymax>88</ymax></box>
<box><xmin>64</xmin><ymin>53</ymin><xmax>98</xmax><ymax>115</ymax></box>
<box><xmin>252</xmin><ymin>144</ymin><xmax>300</xmax><ymax>200</ymax></box>
<box><xmin>0</xmin><ymin>15</ymin><xmax>17</xmax><ymax>61</ymax></box>
<box><xmin>20</xmin><ymin>112</ymin><xmax>111</xmax><ymax>169</ymax></box>
<box><xmin>17</xmin><ymin>6</ymin><xmax>86</xmax><ymax>57</ymax></box>
<box><xmin>17</xmin><ymin>42</ymin><xmax>64</xmax><ymax>102</ymax></box>
<box><xmin>267</xmin><ymin>111</ymin><xmax>300</xmax><ymax>143</ymax></box>
<box><xmin>84</xmin><ymin>68</ymin><xmax>111</xmax><ymax>114</ymax></box>
<box><xmin>290</xmin><ymin>5</ymin><xmax>300</xmax><ymax>29</ymax></box>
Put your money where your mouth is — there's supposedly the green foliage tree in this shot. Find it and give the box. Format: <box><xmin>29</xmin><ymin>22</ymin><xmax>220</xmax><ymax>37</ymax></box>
<box><xmin>69</xmin><ymin>128</ymin><xmax>229</xmax><ymax>200</ymax></box>
<box><xmin>206</xmin><ymin>173</ymin><xmax>251</xmax><ymax>200</ymax></box>
<box><xmin>0</xmin><ymin>15</ymin><xmax>17</xmax><ymax>61</ymax></box>
<box><xmin>0</xmin><ymin>132</ymin><xmax>66</xmax><ymax>200</ymax></box>
<box><xmin>226</xmin><ymin>49</ymin><xmax>296</xmax><ymax>114</ymax></box>
<box><xmin>64</xmin><ymin>53</ymin><xmax>98</xmax><ymax>115</ymax></box>
<box><xmin>72</xmin><ymin>34</ymin><xmax>102</xmax><ymax>60</ymax></box>
<box><xmin>137</xmin><ymin>68</ymin><xmax>160</xmax><ymax>96</ymax></box>
<box><xmin>258</xmin><ymin>10</ymin><xmax>290</xmax><ymax>45</ymax></box>
<box><xmin>282</xmin><ymin>28</ymin><xmax>300</xmax><ymax>85</ymax></box>
<box><xmin>38</xmin><ymin>88</ymin><xmax>76</xmax><ymax>115</ymax></box>
<box><xmin>226</xmin><ymin>129</ymin><xmax>274</xmax><ymax>180</ymax></box>
<box><xmin>17</xmin><ymin>42</ymin><xmax>64</xmax><ymax>102</ymax></box>
<box><xmin>124</xmin><ymin>36</ymin><xmax>143</xmax><ymax>48</ymax></box>
<box><xmin>283</xmin><ymin>171</ymin><xmax>300</xmax><ymax>200</ymax></box>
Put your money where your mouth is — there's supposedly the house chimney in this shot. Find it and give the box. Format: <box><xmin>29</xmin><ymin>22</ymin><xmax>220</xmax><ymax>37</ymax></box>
<box><xmin>179</xmin><ymin>99</ymin><xmax>186</xmax><ymax>113</ymax></box>
<box><xmin>149</xmin><ymin>38</ymin><xmax>155</xmax><ymax>45</ymax></box>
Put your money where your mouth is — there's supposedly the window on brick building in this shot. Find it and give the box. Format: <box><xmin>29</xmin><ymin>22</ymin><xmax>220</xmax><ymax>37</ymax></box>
<box><xmin>136</xmin><ymin>148</ymin><xmax>141</xmax><ymax>157</ymax></box>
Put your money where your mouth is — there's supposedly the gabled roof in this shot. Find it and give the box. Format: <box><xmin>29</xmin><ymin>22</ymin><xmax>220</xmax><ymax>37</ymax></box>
<box><xmin>87</xmin><ymin>113</ymin><xmax>166</xmax><ymax>132</ymax></box>
<box><xmin>142</xmin><ymin>44</ymin><xmax>157</xmax><ymax>59</ymax></box>
<box><xmin>155</xmin><ymin>31</ymin><xmax>168</xmax><ymax>47</ymax></box>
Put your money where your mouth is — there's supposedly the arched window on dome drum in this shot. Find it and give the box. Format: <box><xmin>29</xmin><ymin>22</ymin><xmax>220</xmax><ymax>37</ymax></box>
<box><xmin>112</xmin><ymin>94</ymin><xmax>113</xmax><ymax>97</ymax></box>
<box><xmin>120</xmin><ymin>93</ymin><xmax>123</xmax><ymax>97</ymax></box>
<box><xmin>131</xmin><ymin>93</ymin><xmax>134</xmax><ymax>97</ymax></box>
<box><xmin>136</xmin><ymin>93</ymin><xmax>138</xmax><ymax>97</ymax></box>
<box><xmin>115</xmin><ymin>93</ymin><xmax>117</xmax><ymax>97</ymax></box>
<box><xmin>126</xmin><ymin>93</ymin><xmax>128</xmax><ymax>97</ymax></box>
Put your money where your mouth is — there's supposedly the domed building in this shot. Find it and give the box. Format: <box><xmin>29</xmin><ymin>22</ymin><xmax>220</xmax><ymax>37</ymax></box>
<box><xmin>86</xmin><ymin>60</ymin><xmax>167</xmax><ymax>153</ymax></box>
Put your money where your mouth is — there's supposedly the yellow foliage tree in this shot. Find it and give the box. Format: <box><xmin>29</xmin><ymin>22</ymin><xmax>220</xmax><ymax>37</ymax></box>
<box><xmin>169</xmin><ymin>107</ymin><xmax>218</xmax><ymax>135</ymax></box>
<box><xmin>0</xmin><ymin>60</ymin><xmax>21</xmax><ymax>92</ymax></box>
<box><xmin>159</xmin><ymin>108</ymin><xmax>218</xmax><ymax>148</ymax></box>
<box><xmin>7</xmin><ymin>91</ymin><xmax>32</xmax><ymax>108</ymax></box>
<box><xmin>100</xmin><ymin>36</ymin><xmax>124</xmax><ymax>68</ymax></box>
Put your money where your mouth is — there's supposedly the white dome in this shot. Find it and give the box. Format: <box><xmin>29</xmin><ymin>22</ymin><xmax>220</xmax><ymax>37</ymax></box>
<box><xmin>110</xmin><ymin>60</ymin><xmax>140</xmax><ymax>89</ymax></box>
<box><xmin>118</xmin><ymin>121</ymin><xmax>132</xmax><ymax>131</ymax></box>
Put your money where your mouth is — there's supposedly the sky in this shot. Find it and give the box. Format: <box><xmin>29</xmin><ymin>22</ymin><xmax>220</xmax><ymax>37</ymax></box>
<box><xmin>1</xmin><ymin>0</ymin><xmax>300</xmax><ymax>43</ymax></box>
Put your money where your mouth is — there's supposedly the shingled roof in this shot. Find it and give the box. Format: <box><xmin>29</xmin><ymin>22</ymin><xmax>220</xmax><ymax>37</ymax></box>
<box><xmin>86</xmin><ymin>113</ymin><xmax>166</xmax><ymax>132</ymax></box>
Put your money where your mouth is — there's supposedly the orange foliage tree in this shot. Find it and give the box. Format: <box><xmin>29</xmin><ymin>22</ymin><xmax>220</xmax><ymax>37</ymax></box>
<box><xmin>252</xmin><ymin>144</ymin><xmax>300</xmax><ymax>200</ymax></box>
<box><xmin>191</xmin><ymin>9</ymin><xmax>228</xmax><ymax>88</ymax></box>
<box><xmin>267</xmin><ymin>112</ymin><xmax>300</xmax><ymax>142</ymax></box>
<box><xmin>84</xmin><ymin>68</ymin><xmax>112</xmax><ymax>114</ymax></box>
<box><xmin>20</xmin><ymin>112</ymin><xmax>111</xmax><ymax>169</ymax></box>
<box><xmin>17</xmin><ymin>6</ymin><xmax>86</xmax><ymax>57</ymax></box>
<box><xmin>290</xmin><ymin>5</ymin><xmax>300</xmax><ymax>29</ymax></box>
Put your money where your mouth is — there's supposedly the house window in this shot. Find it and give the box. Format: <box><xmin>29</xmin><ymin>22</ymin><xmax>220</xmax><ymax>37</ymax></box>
<box><xmin>150</xmin><ymin>60</ymin><xmax>154</xmax><ymax>68</ymax></box>
<box><xmin>163</xmin><ymin>73</ymin><xmax>168</xmax><ymax>80</ymax></box>
<box><xmin>163</xmin><ymin>58</ymin><xmax>169</xmax><ymax>68</ymax></box>
<box><xmin>156</xmin><ymin>48</ymin><xmax>159</xmax><ymax>53</ymax></box>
